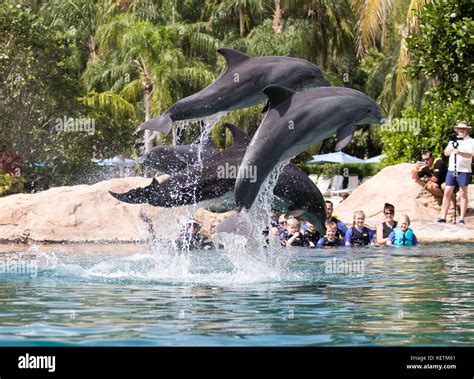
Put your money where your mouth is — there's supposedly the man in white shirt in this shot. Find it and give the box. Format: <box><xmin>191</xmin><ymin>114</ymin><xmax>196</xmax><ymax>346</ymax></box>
<box><xmin>437</xmin><ymin>122</ymin><xmax>474</xmax><ymax>224</ymax></box>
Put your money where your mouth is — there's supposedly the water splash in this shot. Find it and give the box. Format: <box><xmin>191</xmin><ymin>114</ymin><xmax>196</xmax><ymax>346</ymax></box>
<box><xmin>24</xmin><ymin>242</ymin><xmax>304</xmax><ymax>286</ymax></box>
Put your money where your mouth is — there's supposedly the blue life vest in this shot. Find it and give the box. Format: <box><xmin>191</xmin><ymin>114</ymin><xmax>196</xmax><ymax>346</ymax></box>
<box><xmin>393</xmin><ymin>227</ymin><xmax>415</xmax><ymax>246</ymax></box>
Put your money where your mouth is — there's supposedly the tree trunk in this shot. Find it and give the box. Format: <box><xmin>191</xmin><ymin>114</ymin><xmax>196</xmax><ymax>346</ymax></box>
<box><xmin>88</xmin><ymin>35</ymin><xmax>96</xmax><ymax>60</ymax></box>
<box><xmin>172</xmin><ymin>124</ymin><xmax>177</xmax><ymax>146</ymax></box>
<box><xmin>273</xmin><ymin>0</ymin><xmax>283</xmax><ymax>34</ymax></box>
<box><xmin>143</xmin><ymin>84</ymin><xmax>153</xmax><ymax>154</ymax></box>
<box><xmin>239</xmin><ymin>9</ymin><xmax>244</xmax><ymax>37</ymax></box>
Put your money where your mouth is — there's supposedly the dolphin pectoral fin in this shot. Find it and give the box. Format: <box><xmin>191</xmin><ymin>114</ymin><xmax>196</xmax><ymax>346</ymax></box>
<box><xmin>212</xmin><ymin>210</ymin><xmax>253</xmax><ymax>240</ymax></box>
<box><xmin>263</xmin><ymin>85</ymin><xmax>296</xmax><ymax>109</ymax></box>
<box><xmin>217</xmin><ymin>48</ymin><xmax>250</xmax><ymax>69</ymax></box>
<box><xmin>335</xmin><ymin>123</ymin><xmax>357</xmax><ymax>151</ymax></box>
<box><xmin>135</xmin><ymin>114</ymin><xmax>173</xmax><ymax>135</ymax></box>
<box><xmin>224</xmin><ymin>123</ymin><xmax>251</xmax><ymax>147</ymax></box>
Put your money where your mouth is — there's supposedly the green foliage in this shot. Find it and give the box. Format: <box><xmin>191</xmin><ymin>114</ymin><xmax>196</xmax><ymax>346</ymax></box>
<box><xmin>0</xmin><ymin>172</ymin><xmax>25</xmax><ymax>196</ymax></box>
<box><xmin>1</xmin><ymin>0</ymin><xmax>473</xmax><ymax>193</ymax></box>
<box><xmin>406</xmin><ymin>1</ymin><xmax>474</xmax><ymax>104</ymax></box>
<box><xmin>381</xmin><ymin>101</ymin><xmax>473</xmax><ymax>164</ymax></box>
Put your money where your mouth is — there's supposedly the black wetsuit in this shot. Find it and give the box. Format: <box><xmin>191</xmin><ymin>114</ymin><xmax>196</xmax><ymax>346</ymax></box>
<box><xmin>175</xmin><ymin>233</ymin><xmax>214</xmax><ymax>250</ymax></box>
<box><xmin>320</xmin><ymin>237</ymin><xmax>343</xmax><ymax>247</ymax></box>
<box><xmin>418</xmin><ymin>158</ymin><xmax>448</xmax><ymax>186</ymax></box>
<box><xmin>305</xmin><ymin>230</ymin><xmax>321</xmax><ymax>246</ymax></box>
<box><xmin>350</xmin><ymin>226</ymin><xmax>371</xmax><ymax>246</ymax></box>
<box><xmin>282</xmin><ymin>233</ymin><xmax>310</xmax><ymax>247</ymax></box>
<box><xmin>382</xmin><ymin>221</ymin><xmax>397</xmax><ymax>239</ymax></box>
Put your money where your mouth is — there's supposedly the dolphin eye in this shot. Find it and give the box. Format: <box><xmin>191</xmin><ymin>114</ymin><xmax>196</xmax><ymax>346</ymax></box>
<box><xmin>368</xmin><ymin>109</ymin><xmax>372</xmax><ymax>113</ymax></box>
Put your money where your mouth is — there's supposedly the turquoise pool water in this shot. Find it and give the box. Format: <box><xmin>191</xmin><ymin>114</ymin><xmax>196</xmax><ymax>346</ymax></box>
<box><xmin>0</xmin><ymin>243</ymin><xmax>473</xmax><ymax>346</ymax></box>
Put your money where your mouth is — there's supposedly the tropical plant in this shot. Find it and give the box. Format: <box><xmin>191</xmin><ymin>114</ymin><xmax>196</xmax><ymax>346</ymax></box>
<box><xmin>84</xmin><ymin>13</ymin><xmax>216</xmax><ymax>152</ymax></box>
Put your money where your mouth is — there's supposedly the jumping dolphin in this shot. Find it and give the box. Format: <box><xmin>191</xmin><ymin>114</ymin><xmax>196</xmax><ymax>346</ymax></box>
<box><xmin>135</xmin><ymin>48</ymin><xmax>330</xmax><ymax>135</ymax></box>
<box><xmin>214</xmin><ymin>86</ymin><xmax>383</xmax><ymax>238</ymax></box>
<box><xmin>140</xmin><ymin>135</ymin><xmax>217</xmax><ymax>174</ymax></box>
<box><xmin>110</xmin><ymin>123</ymin><xmax>327</xmax><ymax>235</ymax></box>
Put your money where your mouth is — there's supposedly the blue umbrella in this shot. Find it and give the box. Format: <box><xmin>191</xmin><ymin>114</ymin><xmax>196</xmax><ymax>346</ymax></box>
<box><xmin>306</xmin><ymin>151</ymin><xmax>366</xmax><ymax>164</ymax></box>
<box><xmin>364</xmin><ymin>154</ymin><xmax>386</xmax><ymax>163</ymax></box>
<box><xmin>94</xmin><ymin>156</ymin><xmax>138</xmax><ymax>167</ymax></box>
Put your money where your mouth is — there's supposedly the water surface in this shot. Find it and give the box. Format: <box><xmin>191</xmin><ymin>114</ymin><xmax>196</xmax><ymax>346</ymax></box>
<box><xmin>0</xmin><ymin>243</ymin><xmax>473</xmax><ymax>346</ymax></box>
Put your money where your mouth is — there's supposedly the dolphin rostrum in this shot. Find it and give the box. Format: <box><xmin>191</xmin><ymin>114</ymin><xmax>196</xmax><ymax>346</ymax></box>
<box><xmin>135</xmin><ymin>48</ymin><xmax>330</xmax><ymax>135</ymax></box>
<box><xmin>214</xmin><ymin>86</ymin><xmax>383</xmax><ymax>239</ymax></box>
<box><xmin>110</xmin><ymin>123</ymin><xmax>327</xmax><ymax>235</ymax></box>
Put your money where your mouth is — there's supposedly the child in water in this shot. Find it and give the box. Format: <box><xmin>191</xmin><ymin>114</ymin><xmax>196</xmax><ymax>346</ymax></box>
<box><xmin>176</xmin><ymin>220</ymin><xmax>214</xmax><ymax>250</ymax></box>
<box><xmin>344</xmin><ymin>210</ymin><xmax>375</xmax><ymax>246</ymax></box>
<box><xmin>317</xmin><ymin>222</ymin><xmax>344</xmax><ymax>248</ymax></box>
<box><xmin>387</xmin><ymin>214</ymin><xmax>418</xmax><ymax>246</ymax></box>
<box><xmin>303</xmin><ymin>222</ymin><xmax>320</xmax><ymax>248</ymax></box>
<box><xmin>282</xmin><ymin>218</ymin><xmax>309</xmax><ymax>247</ymax></box>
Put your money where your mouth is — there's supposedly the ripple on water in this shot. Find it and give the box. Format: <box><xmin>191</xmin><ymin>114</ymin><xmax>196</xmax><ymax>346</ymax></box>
<box><xmin>0</xmin><ymin>243</ymin><xmax>473</xmax><ymax>345</ymax></box>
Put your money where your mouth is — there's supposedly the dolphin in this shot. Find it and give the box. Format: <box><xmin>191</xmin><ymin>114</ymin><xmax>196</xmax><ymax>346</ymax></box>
<box><xmin>214</xmin><ymin>86</ymin><xmax>383</xmax><ymax>238</ymax></box>
<box><xmin>110</xmin><ymin>123</ymin><xmax>327</xmax><ymax>235</ymax></box>
<box><xmin>140</xmin><ymin>135</ymin><xmax>217</xmax><ymax>174</ymax></box>
<box><xmin>135</xmin><ymin>48</ymin><xmax>330</xmax><ymax>135</ymax></box>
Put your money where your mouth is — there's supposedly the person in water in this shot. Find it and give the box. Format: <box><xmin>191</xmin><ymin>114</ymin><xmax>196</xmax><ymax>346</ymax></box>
<box><xmin>387</xmin><ymin>214</ymin><xmax>417</xmax><ymax>246</ymax></box>
<box><xmin>282</xmin><ymin>218</ymin><xmax>309</xmax><ymax>247</ymax></box>
<box><xmin>317</xmin><ymin>222</ymin><xmax>344</xmax><ymax>248</ymax></box>
<box><xmin>376</xmin><ymin>203</ymin><xmax>398</xmax><ymax>245</ymax></box>
<box><xmin>175</xmin><ymin>220</ymin><xmax>214</xmax><ymax>250</ymax></box>
<box><xmin>325</xmin><ymin>200</ymin><xmax>347</xmax><ymax>239</ymax></box>
<box><xmin>303</xmin><ymin>223</ymin><xmax>321</xmax><ymax>248</ymax></box>
<box><xmin>344</xmin><ymin>210</ymin><xmax>375</xmax><ymax>246</ymax></box>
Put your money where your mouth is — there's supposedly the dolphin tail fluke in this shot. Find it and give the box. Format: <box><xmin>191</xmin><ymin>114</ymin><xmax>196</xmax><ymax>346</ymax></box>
<box><xmin>135</xmin><ymin>114</ymin><xmax>173</xmax><ymax>135</ymax></box>
<box><xmin>109</xmin><ymin>178</ymin><xmax>161</xmax><ymax>206</ymax></box>
<box><xmin>212</xmin><ymin>210</ymin><xmax>254</xmax><ymax>240</ymax></box>
<box><xmin>109</xmin><ymin>189</ymin><xmax>146</xmax><ymax>204</ymax></box>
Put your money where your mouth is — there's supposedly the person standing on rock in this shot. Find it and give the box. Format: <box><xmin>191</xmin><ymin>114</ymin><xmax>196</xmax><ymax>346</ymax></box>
<box><xmin>437</xmin><ymin>122</ymin><xmax>474</xmax><ymax>224</ymax></box>
<box><xmin>411</xmin><ymin>150</ymin><xmax>448</xmax><ymax>198</ymax></box>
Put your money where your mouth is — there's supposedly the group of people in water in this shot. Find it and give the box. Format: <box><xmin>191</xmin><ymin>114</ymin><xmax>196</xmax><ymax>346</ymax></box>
<box><xmin>270</xmin><ymin>201</ymin><xmax>417</xmax><ymax>248</ymax></box>
<box><xmin>176</xmin><ymin>200</ymin><xmax>417</xmax><ymax>250</ymax></box>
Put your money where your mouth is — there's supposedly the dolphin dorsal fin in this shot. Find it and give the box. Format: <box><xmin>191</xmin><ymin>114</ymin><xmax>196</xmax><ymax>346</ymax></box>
<box><xmin>224</xmin><ymin>123</ymin><xmax>251</xmax><ymax>147</ymax></box>
<box><xmin>218</xmin><ymin>48</ymin><xmax>250</xmax><ymax>68</ymax></box>
<box><xmin>263</xmin><ymin>85</ymin><xmax>295</xmax><ymax>108</ymax></box>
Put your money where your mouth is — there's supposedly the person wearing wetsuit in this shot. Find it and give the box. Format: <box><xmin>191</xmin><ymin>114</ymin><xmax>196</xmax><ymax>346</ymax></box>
<box><xmin>325</xmin><ymin>200</ymin><xmax>347</xmax><ymax>239</ymax></box>
<box><xmin>176</xmin><ymin>221</ymin><xmax>214</xmax><ymax>250</ymax></box>
<box><xmin>317</xmin><ymin>222</ymin><xmax>344</xmax><ymax>248</ymax></box>
<box><xmin>282</xmin><ymin>218</ymin><xmax>310</xmax><ymax>247</ymax></box>
<box><xmin>411</xmin><ymin>150</ymin><xmax>448</xmax><ymax>198</ymax></box>
<box><xmin>345</xmin><ymin>210</ymin><xmax>375</xmax><ymax>246</ymax></box>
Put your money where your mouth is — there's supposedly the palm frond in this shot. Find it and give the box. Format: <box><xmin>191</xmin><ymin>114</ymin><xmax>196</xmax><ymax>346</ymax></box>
<box><xmin>79</xmin><ymin>90</ymin><xmax>138</xmax><ymax>119</ymax></box>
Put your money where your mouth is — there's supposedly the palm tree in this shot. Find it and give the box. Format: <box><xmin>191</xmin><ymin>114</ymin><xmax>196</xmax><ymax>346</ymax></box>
<box><xmin>280</xmin><ymin>0</ymin><xmax>355</xmax><ymax>69</ymax></box>
<box><xmin>85</xmin><ymin>13</ymin><xmax>215</xmax><ymax>152</ymax></box>
<box><xmin>351</xmin><ymin>0</ymin><xmax>432</xmax><ymax>116</ymax></box>
<box><xmin>210</xmin><ymin>0</ymin><xmax>271</xmax><ymax>37</ymax></box>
